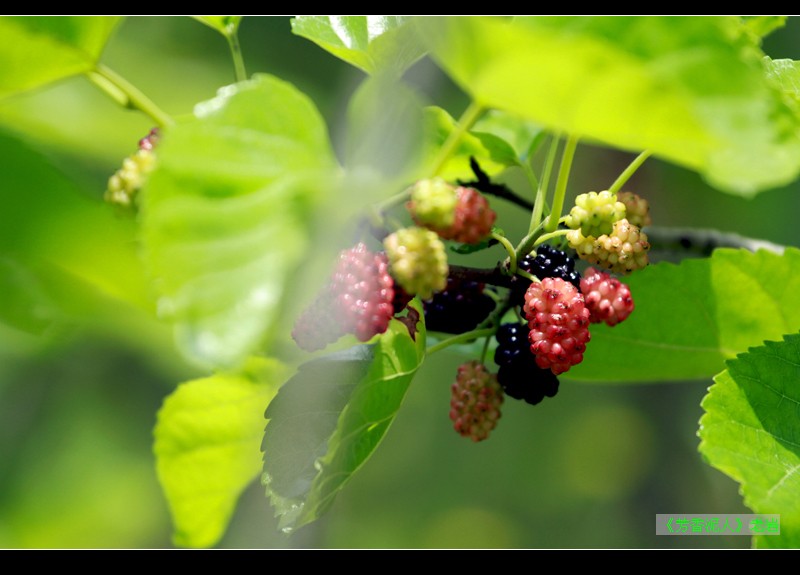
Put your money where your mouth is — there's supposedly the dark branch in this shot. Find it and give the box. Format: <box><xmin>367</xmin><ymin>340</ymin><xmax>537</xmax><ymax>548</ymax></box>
<box><xmin>458</xmin><ymin>157</ymin><xmax>534</xmax><ymax>211</ymax></box>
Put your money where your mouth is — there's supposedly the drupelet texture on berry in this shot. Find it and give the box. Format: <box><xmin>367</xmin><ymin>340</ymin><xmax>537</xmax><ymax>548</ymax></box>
<box><xmin>580</xmin><ymin>267</ymin><xmax>635</xmax><ymax>326</ymax></box>
<box><xmin>384</xmin><ymin>227</ymin><xmax>448</xmax><ymax>300</ymax></box>
<box><xmin>424</xmin><ymin>277</ymin><xmax>496</xmax><ymax>334</ymax></box>
<box><xmin>450</xmin><ymin>361</ymin><xmax>503</xmax><ymax>442</ymax></box>
<box><xmin>426</xmin><ymin>186</ymin><xmax>496</xmax><ymax>245</ymax></box>
<box><xmin>564</xmin><ymin>190</ymin><xmax>626</xmax><ymax>238</ymax></box>
<box><xmin>330</xmin><ymin>243</ymin><xmax>395</xmax><ymax>342</ymax></box>
<box><xmin>407</xmin><ymin>178</ymin><xmax>458</xmax><ymax>229</ymax></box>
<box><xmin>511</xmin><ymin>245</ymin><xmax>581</xmax><ymax>307</ymax></box>
<box><xmin>292</xmin><ymin>243</ymin><xmax>395</xmax><ymax>351</ymax></box>
<box><xmin>494</xmin><ymin>323</ymin><xmax>560</xmax><ymax>405</ymax></box>
<box><xmin>567</xmin><ymin>218</ymin><xmax>649</xmax><ymax>274</ymax></box>
<box><xmin>523</xmin><ymin>278</ymin><xmax>591</xmax><ymax>375</ymax></box>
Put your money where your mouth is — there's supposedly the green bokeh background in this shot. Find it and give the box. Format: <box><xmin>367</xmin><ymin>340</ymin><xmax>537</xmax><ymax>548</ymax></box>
<box><xmin>1</xmin><ymin>16</ymin><xmax>798</xmax><ymax>549</ymax></box>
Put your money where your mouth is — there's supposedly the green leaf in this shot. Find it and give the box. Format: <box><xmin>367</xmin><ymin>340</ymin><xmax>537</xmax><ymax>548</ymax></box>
<box><xmin>569</xmin><ymin>248</ymin><xmax>800</xmax><ymax>382</ymax></box>
<box><xmin>192</xmin><ymin>16</ymin><xmax>242</xmax><ymax>36</ymax></box>
<box><xmin>263</xmin><ymin>302</ymin><xmax>426</xmax><ymax>532</ymax></box>
<box><xmin>764</xmin><ymin>57</ymin><xmax>800</xmax><ymax>115</ymax></box>
<box><xmin>154</xmin><ymin>357</ymin><xmax>286</xmax><ymax>548</ymax></box>
<box><xmin>421</xmin><ymin>16</ymin><xmax>800</xmax><ymax>195</ymax></box>
<box><xmin>291</xmin><ymin>16</ymin><xmax>427</xmax><ymax>76</ymax></box>
<box><xmin>141</xmin><ymin>74</ymin><xmax>337</xmax><ymax>368</ymax></box>
<box><xmin>0</xmin><ymin>16</ymin><xmax>121</xmax><ymax>99</ymax></box>
<box><xmin>699</xmin><ymin>334</ymin><xmax>800</xmax><ymax>548</ymax></box>
<box><xmin>346</xmin><ymin>75</ymin><xmax>424</xmax><ymax>180</ymax></box>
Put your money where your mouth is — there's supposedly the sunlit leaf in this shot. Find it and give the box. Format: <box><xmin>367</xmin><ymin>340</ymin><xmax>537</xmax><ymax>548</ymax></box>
<box><xmin>346</xmin><ymin>75</ymin><xmax>424</xmax><ymax>180</ymax></box>
<box><xmin>291</xmin><ymin>16</ymin><xmax>427</xmax><ymax>76</ymax></box>
<box><xmin>423</xmin><ymin>106</ymin><xmax>511</xmax><ymax>181</ymax></box>
<box><xmin>141</xmin><ymin>74</ymin><xmax>337</xmax><ymax>368</ymax></box>
<box><xmin>569</xmin><ymin>248</ymin><xmax>800</xmax><ymax>382</ymax></box>
<box><xmin>699</xmin><ymin>334</ymin><xmax>800</xmax><ymax>548</ymax></box>
<box><xmin>154</xmin><ymin>357</ymin><xmax>286</xmax><ymax>548</ymax></box>
<box><xmin>263</xmin><ymin>302</ymin><xmax>426</xmax><ymax>532</ymax></box>
<box><xmin>0</xmin><ymin>16</ymin><xmax>121</xmax><ymax>99</ymax></box>
<box><xmin>421</xmin><ymin>16</ymin><xmax>800</xmax><ymax>195</ymax></box>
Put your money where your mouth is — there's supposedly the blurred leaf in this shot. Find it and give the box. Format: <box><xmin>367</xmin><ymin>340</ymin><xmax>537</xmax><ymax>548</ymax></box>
<box><xmin>142</xmin><ymin>74</ymin><xmax>337</xmax><ymax>368</ymax></box>
<box><xmin>421</xmin><ymin>16</ymin><xmax>800</xmax><ymax>195</ymax></box>
<box><xmin>291</xmin><ymin>16</ymin><xmax>427</xmax><ymax>76</ymax></box>
<box><xmin>263</xmin><ymin>302</ymin><xmax>426</xmax><ymax>532</ymax></box>
<box><xmin>154</xmin><ymin>357</ymin><xmax>285</xmax><ymax>548</ymax></box>
<box><xmin>0</xmin><ymin>16</ymin><xmax>121</xmax><ymax>99</ymax></box>
<box><xmin>740</xmin><ymin>16</ymin><xmax>787</xmax><ymax>43</ymax></box>
<box><xmin>423</xmin><ymin>106</ymin><xmax>509</xmax><ymax>181</ymax></box>
<box><xmin>472</xmin><ymin>109</ymin><xmax>545</xmax><ymax>163</ymax></box>
<box><xmin>192</xmin><ymin>16</ymin><xmax>242</xmax><ymax>36</ymax></box>
<box><xmin>346</xmin><ymin>75</ymin><xmax>424</xmax><ymax>180</ymax></box>
<box><xmin>0</xmin><ymin>256</ymin><xmax>61</xmax><ymax>336</ymax></box>
<box><xmin>569</xmin><ymin>248</ymin><xmax>800</xmax><ymax>382</ymax></box>
<box><xmin>699</xmin><ymin>334</ymin><xmax>800</xmax><ymax>548</ymax></box>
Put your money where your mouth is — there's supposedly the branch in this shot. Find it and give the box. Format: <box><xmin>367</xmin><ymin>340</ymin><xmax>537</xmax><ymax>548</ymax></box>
<box><xmin>458</xmin><ymin>157</ymin><xmax>534</xmax><ymax>211</ymax></box>
<box><xmin>646</xmin><ymin>227</ymin><xmax>786</xmax><ymax>257</ymax></box>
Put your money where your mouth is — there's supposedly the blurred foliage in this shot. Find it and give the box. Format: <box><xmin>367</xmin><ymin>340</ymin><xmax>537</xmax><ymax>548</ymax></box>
<box><xmin>0</xmin><ymin>16</ymin><xmax>799</xmax><ymax>548</ymax></box>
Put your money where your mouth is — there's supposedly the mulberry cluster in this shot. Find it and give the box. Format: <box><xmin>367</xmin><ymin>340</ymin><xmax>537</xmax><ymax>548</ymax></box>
<box><xmin>567</xmin><ymin>218</ymin><xmax>650</xmax><ymax>274</ymax></box>
<box><xmin>106</xmin><ymin>128</ymin><xmax>161</xmax><ymax>210</ymax></box>
<box><xmin>494</xmin><ymin>323</ymin><xmax>559</xmax><ymax>405</ymax></box>
<box><xmin>564</xmin><ymin>190</ymin><xmax>626</xmax><ymax>238</ymax></box>
<box><xmin>384</xmin><ymin>227</ymin><xmax>448</xmax><ymax>300</ymax></box>
<box><xmin>580</xmin><ymin>267</ymin><xmax>635</xmax><ymax>326</ymax></box>
<box><xmin>450</xmin><ymin>361</ymin><xmax>503</xmax><ymax>442</ymax></box>
<box><xmin>292</xmin><ymin>243</ymin><xmax>395</xmax><ymax>351</ymax></box>
<box><xmin>410</xmin><ymin>182</ymin><xmax>496</xmax><ymax>245</ymax></box>
<box><xmin>424</xmin><ymin>277</ymin><xmax>496</xmax><ymax>334</ymax></box>
<box><xmin>523</xmin><ymin>277</ymin><xmax>591</xmax><ymax>375</ymax></box>
<box><xmin>617</xmin><ymin>191</ymin><xmax>651</xmax><ymax>228</ymax></box>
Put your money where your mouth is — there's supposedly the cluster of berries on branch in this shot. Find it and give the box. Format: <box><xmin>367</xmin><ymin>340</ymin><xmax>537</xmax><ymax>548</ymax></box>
<box><xmin>285</xmin><ymin>164</ymin><xmax>648</xmax><ymax>443</ymax></box>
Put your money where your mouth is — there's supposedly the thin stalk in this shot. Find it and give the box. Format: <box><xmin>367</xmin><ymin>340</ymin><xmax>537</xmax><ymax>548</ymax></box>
<box><xmin>427</xmin><ymin>328</ymin><xmax>495</xmax><ymax>355</ymax></box>
<box><xmin>530</xmin><ymin>135</ymin><xmax>560</xmax><ymax>233</ymax></box>
<box><xmin>516</xmin><ymin>269</ymin><xmax>538</xmax><ymax>283</ymax></box>
<box><xmin>227</xmin><ymin>30</ymin><xmax>248</xmax><ymax>82</ymax></box>
<box><xmin>515</xmin><ymin>219</ymin><xmax>547</xmax><ymax>262</ymax></box>
<box><xmin>430</xmin><ymin>102</ymin><xmax>486</xmax><ymax>178</ymax></box>
<box><xmin>545</xmin><ymin>134</ymin><xmax>579</xmax><ymax>233</ymax></box>
<box><xmin>521</xmin><ymin>159</ymin><xmax>540</xmax><ymax>197</ymax></box>
<box><xmin>91</xmin><ymin>64</ymin><xmax>173</xmax><ymax>128</ymax></box>
<box><xmin>492</xmin><ymin>232</ymin><xmax>517</xmax><ymax>274</ymax></box>
<box><xmin>608</xmin><ymin>150</ymin><xmax>652</xmax><ymax>195</ymax></box>
<box><xmin>480</xmin><ymin>335</ymin><xmax>491</xmax><ymax>364</ymax></box>
<box><xmin>534</xmin><ymin>229</ymin><xmax>570</xmax><ymax>247</ymax></box>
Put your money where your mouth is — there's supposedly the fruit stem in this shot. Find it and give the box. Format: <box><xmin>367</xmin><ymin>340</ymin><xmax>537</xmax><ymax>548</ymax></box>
<box><xmin>530</xmin><ymin>134</ymin><xmax>559</xmax><ymax>233</ymax></box>
<box><xmin>90</xmin><ymin>64</ymin><xmax>174</xmax><ymax>128</ymax></box>
<box><xmin>491</xmin><ymin>232</ymin><xmax>517</xmax><ymax>274</ymax></box>
<box><xmin>515</xmin><ymin>220</ymin><xmax>547</xmax><ymax>262</ymax></box>
<box><xmin>608</xmin><ymin>150</ymin><xmax>652</xmax><ymax>195</ymax></box>
<box><xmin>430</xmin><ymin>101</ymin><xmax>486</xmax><ymax>178</ymax></box>
<box><xmin>534</xmin><ymin>229</ymin><xmax>570</xmax><ymax>247</ymax></box>
<box><xmin>480</xmin><ymin>335</ymin><xmax>492</xmax><ymax>364</ymax></box>
<box><xmin>545</xmin><ymin>134</ymin><xmax>579</xmax><ymax>233</ymax></box>
<box><xmin>227</xmin><ymin>28</ymin><xmax>248</xmax><ymax>83</ymax></box>
<box><xmin>427</xmin><ymin>328</ymin><xmax>496</xmax><ymax>356</ymax></box>
<box><xmin>516</xmin><ymin>269</ymin><xmax>538</xmax><ymax>283</ymax></box>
